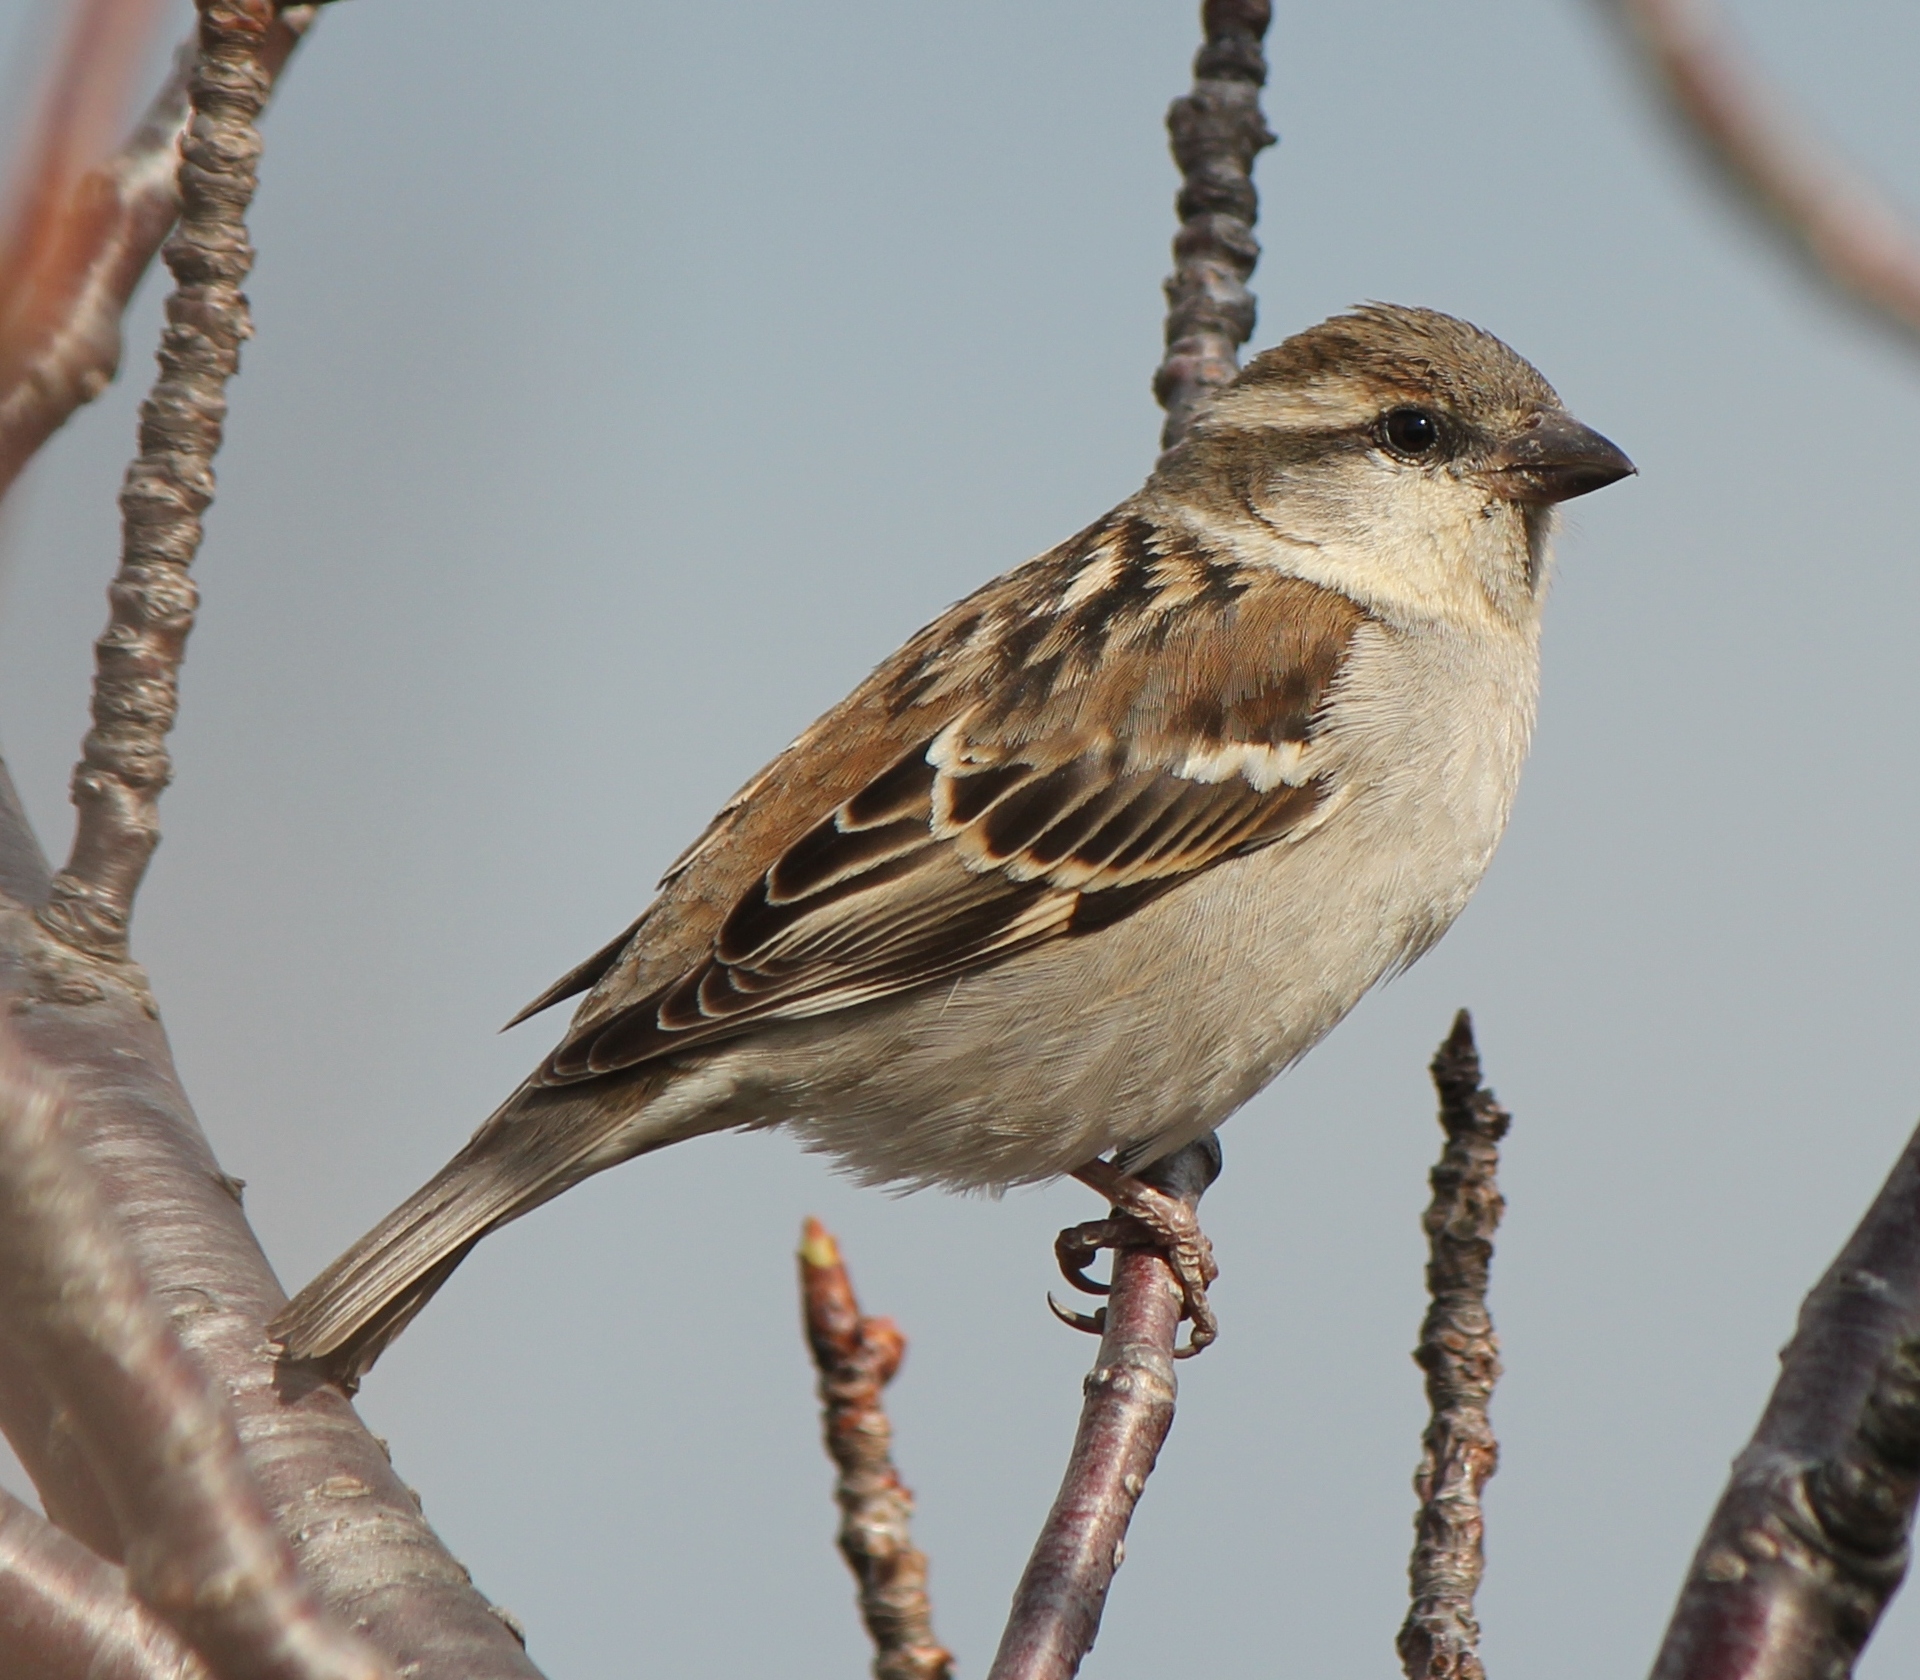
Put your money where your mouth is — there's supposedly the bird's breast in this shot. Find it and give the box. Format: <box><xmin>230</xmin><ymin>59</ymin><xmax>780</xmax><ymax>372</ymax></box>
<box><xmin>712</xmin><ymin>615</ymin><xmax>1541</xmax><ymax>1192</ymax></box>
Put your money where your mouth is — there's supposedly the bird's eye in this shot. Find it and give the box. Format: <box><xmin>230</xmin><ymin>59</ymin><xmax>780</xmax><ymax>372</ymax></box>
<box><xmin>1380</xmin><ymin>407</ymin><xmax>1443</xmax><ymax>458</ymax></box>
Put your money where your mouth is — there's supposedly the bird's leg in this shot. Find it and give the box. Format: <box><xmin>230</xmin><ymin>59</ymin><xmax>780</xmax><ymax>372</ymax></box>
<box><xmin>1051</xmin><ymin>1156</ymin><xmax>1220</xmax><ymax>1357</ymax></box>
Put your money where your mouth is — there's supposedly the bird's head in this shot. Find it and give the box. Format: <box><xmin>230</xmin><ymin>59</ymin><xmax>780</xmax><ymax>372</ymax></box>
<box><xmin>1154</xmin><ymin>303</ymin><xmax>1634</xmax><ymax>626</ymax></box>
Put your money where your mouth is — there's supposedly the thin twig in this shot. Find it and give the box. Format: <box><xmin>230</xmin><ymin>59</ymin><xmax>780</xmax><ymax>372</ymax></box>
<box><xmin>0</xmin><ymin>1486</ymin><xmax>209</xmax><ymax>1680</ymax></box>
<box><xmin>1154</xmin><ymin>0</ymin><xmax>1274</xmax><ymax>450</ymax></box>
<box><xmin>0</xmin><ymin>1036</ymin><xmax>390</xmax><ymax>1680</ymax></box>
<box><xmin>0</xmin><ymin>0</ymin><xmax>173</xmax><ymax>467</ymax></box>
<box><xmin>987</xmin><ymin>1140</ymin><xmax>1220</xmax><ymax>1680</ymax></box>
<box><xmin>35</xmin><ymin>0</ymin><xmax>296</xmax><ymax>960</ymax></box>
<box><xmin>1398</xmin><ymin>1011</ymin><xmax>1508</xmax><ymax>1680</ymax></box>
<box><xmin>1604</xmin><ymin>0</ymin><xmax>1920</xmax><ymax>348</ymax></box>
<box><xmin>1650</xmin><ymin>1117</ymin><xmax>1920</xmax><ymax>1680</ymax></box>
<box><xmin>0</xmin><ymin>8</ymin><xmax>315</xmax><ymax>502</ymax></box>
<box><xmin>798</xmin><ymin>1220</ymin><xmax>952</xmax><ymax>1680</ymax></box>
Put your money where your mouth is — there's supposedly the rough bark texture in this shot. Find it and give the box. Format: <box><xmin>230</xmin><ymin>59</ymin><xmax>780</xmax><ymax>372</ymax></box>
<box><xmin>0</xmin><ymin>12</ymin><xmax>548</xmax><ymax>1661</ymax></box>
<box><xmin>0</xmin><ymin>1042</ymin><xmax>387</xmax><ymax>1680</ymax></box>
<box><xmin>1398</xmin><ymin>1012</ymin><xmax>1507</xmax><ymax>1680</ymax></box>
<box><xmin>0</xmin><ymin>778</ymin><xmax>546</xmax><ymax>1677</ymax></box>
<box><xmin>798</xmin><ymin>1221</ymin><xmax>953</xmax><ymax>1680</ymax></box>
<box><xmin>1607</xmin><ymin>0</ymin><xmax>1920</xmax><ymax>347</ymax></box>
<box><xmin>39</xmin><ymin>0</ymin><xmax>276</xmax><ymax>960</ymax></box>
<box><xmin>1154</xmin><ymin>0</ymin><xmax>1275</xmax><ymax>450</ymax></box>
<box><xmin>987</xmin><ymin>1141</ymin><xmax>1219</xmax><ymax>1680</ymax></box>
<box><xmin>0</xmin><ymin>12</ymin><xmax>313</xmax><ymax>506</ymax></box>
<box><xmin>1649</xmin><ymin>1118</ymin><xmax>1920</xmax><ymax>1680</ymax></box>
<box><xmin>0</xmin><ymin>1487</ymin><xmax>207</xmax><ymax>1680</ymax></box>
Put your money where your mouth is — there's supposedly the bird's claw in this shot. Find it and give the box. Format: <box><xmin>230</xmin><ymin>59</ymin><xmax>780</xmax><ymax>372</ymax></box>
<box><xmin>1046</xmin><ymin>1293</ymin><xmax>1107</xmax><ymax>1335</ymax></box>
<box><xmin>1055</xmin><ymin>1216</ymin><xmax>1122</xmax><ymax>1296</ymax></box>
<box><xmin>1053</xmin><ymin>1165</ymin><xmax>1221</xmax><ymax>1358</ymax></box>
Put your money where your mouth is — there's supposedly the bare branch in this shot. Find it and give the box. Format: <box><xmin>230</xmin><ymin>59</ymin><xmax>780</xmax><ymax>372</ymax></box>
<box><xmin>0</xmin><ymin>3</ymin><xmax>544</xmax><ymax>1658</ymax></box>
<box><xmin>0</xmin><ymin>1486</ymin><xmax>209</xmax><ymax>1680</ymax></box>
<box><xmin>0</xmin><ymin>778</ymin><xmax>546</xmax><ymax>1675</ymax></box>
<box><xmin>987</xmin><ymin>1141</ymin><xmax>1219</xmax><ymax>1680</ymax></box>
<box><xmin>1604</xmin><ymin>0</ymin><xmax>1920</xmax><ymax>348</ymax></box>
<box><xmin>0</xmin><ymin>0</ymin><xmax>172</xmax><ymax>443</ymax></box>
<box><xmin>1398</xmin><ymin>1011</ymin><xmax>1507</xmax><ymax>1680</ymax></box>
<box><xmin>798</xmin><ymin>1221</ymin><xmax>952</xmax><ymax>1680</ymax></box>
<box><xmin>0</xmin><ymin>8</ymin><xmax>314</xmax><ymax>503</ymax></box>
<box><xmin>1154</xmin><ymin>0</ymin><xmax>1274</xmax><ymax>450</ymax></box>
<box><xmin>1650</xmin><ymin>1117</ymin><xmax>1920</xmax><ymax>1680</ymax></box>
<box><xmin>34</xmin><ymin>0</ymin><xmax>289</xmax><ymax>959</ymax></box>
<box><xmin>0</xmin><ymin>1035</ymin><xmax>390</xmax><ymax>1680</ymax></box>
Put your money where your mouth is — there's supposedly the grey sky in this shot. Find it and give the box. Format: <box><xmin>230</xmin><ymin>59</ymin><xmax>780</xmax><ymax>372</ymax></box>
<box><xmin>3</xmin><ymin>0</ymin><xmax>1919</xmax><ymax>1673</ymax></box>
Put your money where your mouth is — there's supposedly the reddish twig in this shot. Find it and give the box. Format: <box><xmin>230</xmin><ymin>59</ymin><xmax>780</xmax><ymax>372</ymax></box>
<box><xmin>0</xmin><ymin>0</ymin><xmax>173</xmax><ymax>449</ymax></box>
<box><xmin>1398</xmin><ymin>1011</ymin><xmax>1508</xmax><ymax>1680</ymax></box>
<box><xmin>988</xmin><ymin>1140</ymin><xmax>1219</xmax><ymax>1680</ymax></box>
<box><xmin>0</xmin><ymin>1486</ymin><xmax>208</xmax><ymax>1680</ymax></box>
<box><xmin>0</xmin><ymin>7</ymin><xmax>315</xmax><ymax>502</ymax></box>
<box><xmin>1154</xmin><ymin>0</ymin><xmax>1275</xmax><ymax>450</ymax></box>
<box><xmin>1650</xmin><ymin>1118</ymin><xmax>1920</xmax><ymax>1680</ymax></box>
<box><xmin>0</xmin><ymin>1037</ymin><xmax>389</xmax><ymax>1680</ymax></box>
<box><xmin>1605</xmin><ymin>0</ymin><xmax>1920</xmax><ymax>347</ymax></box>
<box><xmin>34</xmin><ymin>0</ymin><xmax>297</xmax><ymax>960</ymax></box>
<box><xmin>798</xmin><ymin>1220</ymin><xmax>952</xmax><ymax>1680</ymax></box>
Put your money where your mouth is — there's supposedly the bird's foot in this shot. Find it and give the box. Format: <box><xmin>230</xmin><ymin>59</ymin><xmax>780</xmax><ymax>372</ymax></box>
<box><xmin>1049</xmin><ymin>1157</ymin><xmax>1219</xmax><ymax>1357</ymax></box>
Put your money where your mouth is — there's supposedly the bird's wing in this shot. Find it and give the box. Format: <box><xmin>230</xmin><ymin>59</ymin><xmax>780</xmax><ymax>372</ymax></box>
<box><xmin>525</xmin><ymin>508</ymin><xmax>1373</xmax><ymax>1082</ymax></box>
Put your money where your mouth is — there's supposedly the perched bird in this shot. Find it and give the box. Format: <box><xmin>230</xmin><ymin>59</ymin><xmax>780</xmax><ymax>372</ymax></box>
<box><xmin>273</xmin><ymin>304</ymin><xmax>1632</xmax><ymax>1381</ymax></box>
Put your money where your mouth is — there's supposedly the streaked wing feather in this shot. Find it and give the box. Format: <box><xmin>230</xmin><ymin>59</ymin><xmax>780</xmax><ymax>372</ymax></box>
<box><xmin>542</xmin><ymin>741</ymin><xmax>1331</xmax><ymax>1082</ymax></box>
<box><xmin>532</xmin><ymin>519</ymin><xmax>1369</xmax><ymax>1082</ymax></box>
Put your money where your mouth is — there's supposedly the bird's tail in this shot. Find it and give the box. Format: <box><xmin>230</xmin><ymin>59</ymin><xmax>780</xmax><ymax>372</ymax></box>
<box><xmin>270</xmin><ymin>1077</ymin><xmax>694</xmax><ymax>1385</ymax></box>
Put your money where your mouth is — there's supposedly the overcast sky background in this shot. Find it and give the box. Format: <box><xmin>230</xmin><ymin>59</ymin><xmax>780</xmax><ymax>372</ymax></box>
<box><xmin>2</xmin><ymin>0</ymin><xmax>1919</xmax><ymax>1674</ymax></box>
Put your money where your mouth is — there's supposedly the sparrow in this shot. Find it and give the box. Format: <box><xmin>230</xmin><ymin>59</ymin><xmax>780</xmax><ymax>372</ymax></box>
<box><xmin>273</xmin><ymin>304</ymin><xmax>1632</xmax><ymax>1381</ymax></box>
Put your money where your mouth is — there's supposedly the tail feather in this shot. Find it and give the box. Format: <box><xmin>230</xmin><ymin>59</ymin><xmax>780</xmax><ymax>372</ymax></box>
<box><xmin>271</xmin><ymin>1076</ymin><xmax>687</xmax><ymax>1383</ymax></box>
<box><xmin>270</xmin><ymin>1152</ymin><xmax>550</xmax><ymax>1383</ymax></box>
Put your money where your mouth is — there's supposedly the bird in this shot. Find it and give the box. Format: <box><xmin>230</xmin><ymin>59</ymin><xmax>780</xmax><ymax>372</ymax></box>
<box><xmin>272</xmin><ymin>303</ymin><xmax>1633</xmax><ymax>1382</ymax></box>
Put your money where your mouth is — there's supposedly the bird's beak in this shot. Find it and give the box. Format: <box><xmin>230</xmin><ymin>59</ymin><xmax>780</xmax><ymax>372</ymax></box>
<box><xmin>1482</xmin><ymin>412</ymin><xmax>1636</xmax><ymax>504</ymax></box>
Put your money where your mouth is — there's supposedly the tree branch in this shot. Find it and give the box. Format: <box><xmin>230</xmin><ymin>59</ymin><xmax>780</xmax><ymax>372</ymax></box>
<box><xmin>1650</xmin><ymin>1117</ymin><xmax>1920</xmax><ymax>1680</ymax></box>
<box><xmin>0</xmin><ymin>778</ymin><xmax>546</xmax><ymax>1677</ymax></box>
<box><xmin>0</xmin><ymin>0</ymin><xmax>174</xmax><ymax>487</ymax></box>
<box><xmin>987</xmin><ymin>1141</ymin><xmax>1219</xmax><ymax>1680</ymax></box>
<box><xmin>798</xmin><ymin>1221</ymin><xmax>952</xmax><ymax>1680</ymax></box>
<box><xmin>0</xmin><ymin>1485</ymin><xmax>209</xmax><ymax>1680</ymax></box>
<box><xmin>36</xmin><ymin>0</ymin><xmax>285</xmax><ymax>960</ymax></box>
<box><xmin>1398</xmin><ymin>1011</ymin><xmax>1507</xmax><ymax>1680</ymax></box>
<box><xmin>0</xmin><ymin>1036</ymin><xmax>389</xmax><ymax>1680</ymax></box>
<box><xmin>1154</xmin><ymin>0</ymin><xmax>1274</xmax><ymax>450</ymax></box>
<box><xmin>1603</xmin><ymin>0</ymin><xmax>1920</xmax><ymax>348</ymax></box>
<box><xmin>0</xmin><ymin>4</ymin><xmax>548</xmax><ymax>1667</ymax></box>
<box><xmin>0</xmin><ymin>8</ymin><xmax>315</xmax><ymax>503</ymax></box>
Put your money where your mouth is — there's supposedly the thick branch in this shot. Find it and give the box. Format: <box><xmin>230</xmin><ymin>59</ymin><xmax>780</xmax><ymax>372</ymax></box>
<box><xmin>0</xmin><ymin>1037</ymin><xmax>388</xmax><ymax>1680</ymax></box>
<box><xmin>1650</xmin><ymin>1117</ymin><xmax>1920</xmax><ymax>1680</ymax></box>
<box><xmin>1605</xmin><ymin>0</ymin><xmax>1920</xmax><ymax>348</ymax></box>
<box><xmin>987</xmin><ymin>1140</ymin><xmax>1219</xmax><ymax>1680</ymax></box>
<box><xmin>0</xmin><ymin>779</ymin><xmax>545</xmax><ymax>1677</ymax></box>
<box><xmin>0</xmin><ymin>1486</ymin><xmax>209</xmax><ymax>1680</ymax></box>
<box><xmin>798</xmin><ymin>1221</ymin><xmax>952</xmax><ymax>1680</ymax></box>
<box><xmin>1398</xmin><ymin>1011</ymin><xmax>1508</xmax><ymax>1680</ymax></box>
<box><xmin>0</xmin><ymin>5</ymin><xmax>544</xmax><ymax>1667</ymax></box>
<box><xmin>1154</xmin><ymin>0</ymin><xmax>1275</xmax><ymax>450</ymax></box>
<box><xmin>0</xmin><ymin>11</ymin><xmax>314</xmax><ymax>503</ymax></box>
